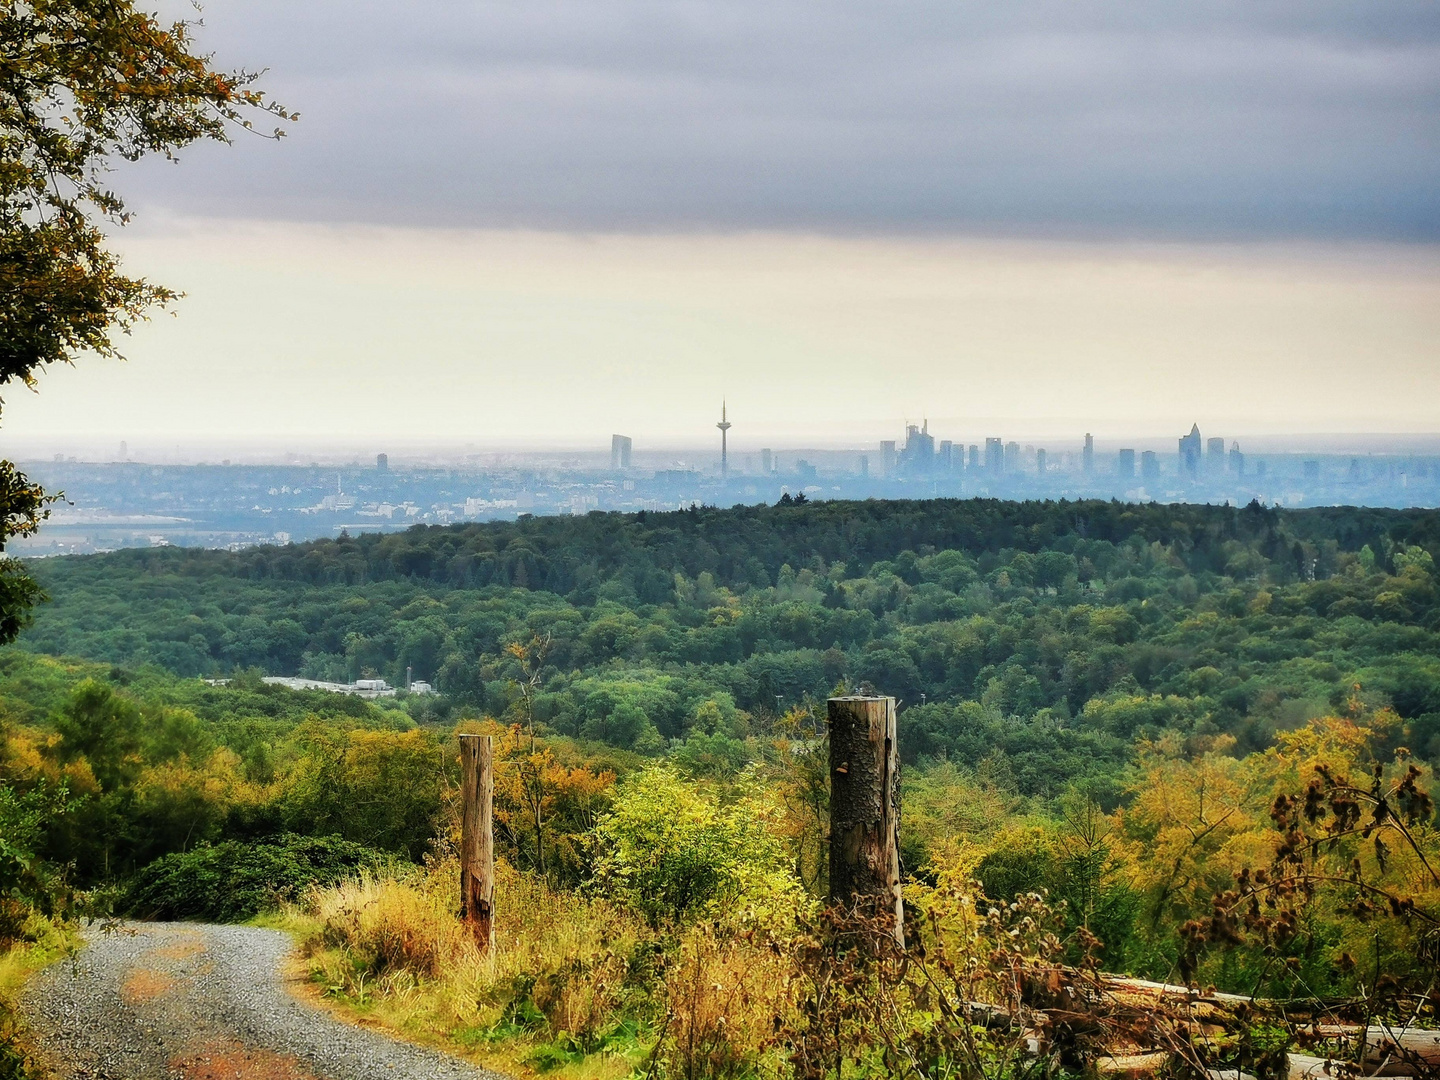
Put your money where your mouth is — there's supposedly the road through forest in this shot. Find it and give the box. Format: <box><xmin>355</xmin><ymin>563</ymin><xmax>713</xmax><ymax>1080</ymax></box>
<box><xmin>21</xmin><ymin>922</ymin><xmax>508</xmax><ymax>1080</ymax></box>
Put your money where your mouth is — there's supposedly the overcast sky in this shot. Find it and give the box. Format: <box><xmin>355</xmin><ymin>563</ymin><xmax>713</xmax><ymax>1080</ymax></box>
<box><xmin>122</xmin><ymin>0</ymin><xmax>1440</xmax><ymax>236</ymax></box>
<box><xmin>5</xmin><ymin>0</ymin><xmax>1439</xmax><ymax>448</ymax></box>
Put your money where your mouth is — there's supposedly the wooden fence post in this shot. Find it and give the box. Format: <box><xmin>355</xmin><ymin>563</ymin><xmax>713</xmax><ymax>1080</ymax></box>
<box><xmin>827</xmin><ymin>695</ymin><xmax>903</xmax><ymax>947</ymax></box>
<box><xmin>458</xmin><ymin>733</ymin><xmax>495</xmax><ymax>952</ymax></box>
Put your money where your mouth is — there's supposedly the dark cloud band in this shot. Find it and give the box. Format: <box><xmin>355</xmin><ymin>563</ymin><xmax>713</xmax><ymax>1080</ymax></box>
<box><xmin>128</xmin><ymin>0</ymin><xmax>1440</xmax><ymax>237</ymax></box>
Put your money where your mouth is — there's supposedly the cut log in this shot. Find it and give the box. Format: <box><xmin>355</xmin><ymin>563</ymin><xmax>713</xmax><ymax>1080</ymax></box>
<box><xmin>1094</xmin><ymin>1052</ymin><xmax>1170</xmax><ymax>1078</ymax></box>
<box><xmin>1357</xmin><ymin>1028</ymin><xmax>1440</xmax><ymax>1069</ymax></box>
<box><xmin>1288</xmin><ymin>1054</ymin><xmax>1342</xmax><ymax>1080</ymax></box>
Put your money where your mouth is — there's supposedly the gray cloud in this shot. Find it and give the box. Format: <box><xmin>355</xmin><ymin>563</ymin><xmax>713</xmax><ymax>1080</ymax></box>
<box><xmin>125</xmin><ymin>0</ymin><xmax>1440</xmax><ymax>236</ymax></box>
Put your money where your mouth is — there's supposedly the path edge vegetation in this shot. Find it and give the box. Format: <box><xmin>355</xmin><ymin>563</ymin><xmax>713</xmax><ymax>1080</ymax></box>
<box><xmin>0</xmin><ymin>3</ymin><xmax>288</xmax><ymax>1073</ymax></box>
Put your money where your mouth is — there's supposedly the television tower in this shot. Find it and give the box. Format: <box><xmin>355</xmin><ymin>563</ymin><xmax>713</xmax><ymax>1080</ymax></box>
<box><xmin>716</xmin><ymin>400</ymin><xmax>732</xmax><ymax>479</ymax></box>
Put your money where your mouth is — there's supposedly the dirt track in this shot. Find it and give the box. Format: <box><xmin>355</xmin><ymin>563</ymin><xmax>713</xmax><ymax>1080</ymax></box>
<box><xmin>21</xmin><ymin>922</ymin><xmax>507</xmax><ymax>1080</ymax></box>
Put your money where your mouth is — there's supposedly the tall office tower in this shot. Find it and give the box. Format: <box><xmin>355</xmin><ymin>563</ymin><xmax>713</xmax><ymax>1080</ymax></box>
<box><xmin>610</xmin><ymin>434</ymin><xmax>632</xmax><ymax>470</ymax></box>
<box><xmin>880</xmin><ymin>440</ymin><xmax>898</xmax><ymax>476</ymax></box>
<box><xmin>1229</xmin><ymin>441</ymin><xmax>1246</xmax><ymax>477</ymax></box>
<box><xmin>1036</xmin><ymin>449</ymin><xmax>1048</xmax><ymax>474</ymax></box>
<box><xmin>859</xmin><ymin>454</ymin><xmax>869</xmax><ymax>478</ymax></box>
<box><xmin>968</xmin><ymin>444</ymin><xmax>980</xmax><ymax>470</ymax></box>
<box><xmin>939</xmin><ymin>440</ymin><xmax>953</xmax><ymax>471</ymax></box>
<box><xmin>1083</xmin><ymin>433</ymin><xmax>1094</xmax><ymax>474</ymax></box>
<box><xmin>1004</xmin><ymin>441</ymin><xmax>1021</xmax><ymax>472</ymax></box>
<box><xmin>1206</xmin><ymin>437</ymin><xmax>1225</xmax><ymax>474</ymax></box>
<box><xmin>1179</xmin><ymin>423</ymin><xmax>1202</xmax><ymax>480</ymax></box>
<box><xmin>1118</xmin><ymin>449</ymin><xmax>1135</xmax><ymax>478</ymax></box>
<box><xmin>1141</xmin><ymin>450</ymin><xmax>1160</xmax><ymax>480</ymax></box>
<box><xmin>901</xmin><ymin>420</ymin><xmax>935</xmax><ymax>473</ymax></box>
<box><xmin>716</xmin><ymin>401</ymin><xmax>732</xmax><ymax>478</ymax></box>
<box><xmin>376</xmin><ymin>452</ymin><xmax>388</xmax><ymax>472</ymax></box>
<box><xmin>761</xmin><ymin>448</ymin><xmax>773</xmax><ymax>474</ymax></box>
<box><xmin>985</xmin><ymin>437</ymin><xmax>1004</xmax><ymax>475</ymax></box>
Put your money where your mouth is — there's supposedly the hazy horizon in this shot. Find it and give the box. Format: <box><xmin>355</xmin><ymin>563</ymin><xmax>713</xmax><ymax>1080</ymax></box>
<box><xmin>1</xmin><ymin>1</ymin><xmax>1436</xmax><ymax>447</ymax></box>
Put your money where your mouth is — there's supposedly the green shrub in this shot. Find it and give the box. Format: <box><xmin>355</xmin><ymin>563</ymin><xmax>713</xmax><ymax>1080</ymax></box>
<box><xmin>591</xmin><ymin>766</ymin><xmax>803</xmax><ymax>926</ymax></box>
<box><xmin>124</xmin><ymin>833</ymin><xmax>390</xmax><ymax>922</ymax></box>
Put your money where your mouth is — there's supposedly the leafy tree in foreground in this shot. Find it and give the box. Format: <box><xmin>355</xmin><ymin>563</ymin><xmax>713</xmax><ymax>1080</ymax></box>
<box><xmin>0</xmin><ymin>0</ymin><xmax>291</xmax><ymax>641</ymax></box>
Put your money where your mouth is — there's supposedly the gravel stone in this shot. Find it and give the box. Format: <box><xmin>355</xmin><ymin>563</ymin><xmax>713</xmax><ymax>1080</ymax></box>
<box><xmin>20</xmin><ymin>921</ymin><xmax>509</xmax><ymax>1080</ymax></box>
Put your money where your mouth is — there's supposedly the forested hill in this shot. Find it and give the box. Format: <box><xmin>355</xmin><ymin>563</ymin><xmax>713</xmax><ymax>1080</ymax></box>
<box><xmin>29</xmin><ymin>497</ymin><xmax>1440</xmax><ymax>595</ymax></box>
<box><xmin>18</xmin><ymin>497</ymin><xmax>1440</xmax><ymax>791</ymax></box>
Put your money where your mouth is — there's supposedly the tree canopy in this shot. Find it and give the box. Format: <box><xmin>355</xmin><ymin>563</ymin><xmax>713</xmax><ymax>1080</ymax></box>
<box><xmin>0</xmin><ymin>0</ymin><xmax>289</xmax><ymax>642</ymax></box>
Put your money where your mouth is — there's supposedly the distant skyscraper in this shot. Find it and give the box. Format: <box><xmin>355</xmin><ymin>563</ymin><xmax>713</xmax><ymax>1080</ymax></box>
<box><xmin>1141</xmin><ymin>450</ymin><xmax>1160</xmax><ymax>480</ymax></box>
<box><xmin>1118</xmin><ymin>449</ymin><xmax>1136</xmax><ymax>479</ymax></box>
<box><xmin>376</xmin><ymin>452</ymin><xmax>388</xmax><ymax>472</ymax></box>
<box><xmin>880</xmin><ymin>440</ymin><xmax>898</xmax><ymax>477</ymax></box>
<box><xmin>1083</xmin><ymin>433</ymin><xmax>1094</xmax><ymax>475</ymax></box>
<box><xmin>985</xmin><ymin>438</ymin><xmax>1004</xmax><ymax>475</ymax></box>
<box><xmin>120</xmin><ymin>440</ymin><xmax>129</xmax><ymax>462</ymax></box>
<box><xmin>1036</xmin><ymin>449</ymin><xmax>1047</xmax><ymax>474</ymax></box>
<box><xmin>968</xmin><ymin>444</ymin><xmax>980</xmax><ymax>470</ymax></box>
<box><xmin>610</xmin><ymin>434</ymin><xmax>632</xmax><ymax>470</ymax></box>
<box><xmin>938</xmin><ymin>440</ymin><xmax>953</xmax><ymax>471</ymax></box>
<box><xmin>1004</xmin><ymin>441</ymin><xmax>1021</xmax><ymax>473</ymax></box>
<box><xmin>901</xmin><ymin>420</ymin><xmax>935</xmax><ymax>473</ymax></box>
<box><xmin>1179</xmin><ymin>423</ymin><xmax>1202</xmax><ymax>480</ymax></box>
<box><xmin>858</xmin><ymin>454</ymin><xmax>869</xmax><ymax>478</ymax></box>
<box><xmin>761</xmin><ymin>448</ymin><xmax>773</xmax><ymax>474</ymax></box>
<box><xmin>1229</xmin><ymin>441</ymin><xmax>1245</xmax><ymax>477</ymax></box>
<box><xmin>716</xmin><ymin>402</ymin><xmax>732</xmax><ymax>478</ymax></box>
<box><xmin>1207</xmin><ymin>437</ymin><xmax>1225</xmax><ymax>473</ymax></box>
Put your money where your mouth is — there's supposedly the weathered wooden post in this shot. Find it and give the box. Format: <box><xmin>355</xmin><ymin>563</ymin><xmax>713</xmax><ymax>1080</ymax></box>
<box><xmin>827</xmin><ymin>695</ymin><xmax>903</xmax><ymax>947</ymax></box>
<box><xmin>458</xmin><ymin>733</ymin><xmax>495</xmax><ymax>952</ymax></box>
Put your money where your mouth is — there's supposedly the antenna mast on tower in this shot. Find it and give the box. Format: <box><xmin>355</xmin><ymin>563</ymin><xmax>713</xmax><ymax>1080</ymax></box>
<box><xmin>716</xmin><ymin>401</ymin><xmax>732</xmax><ymax>479</ymax></box>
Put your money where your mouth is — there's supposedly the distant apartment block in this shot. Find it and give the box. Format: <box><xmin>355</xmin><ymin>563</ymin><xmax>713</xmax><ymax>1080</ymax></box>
<box><xmin>1141</xmin><ymin>450</ymin><xmax>1160</xmax><ymax>480</ymax></box>
<box><xmin>1118</xmin><ymin>449</ymin><xmax>1136</xmax><ymax>479</ymax></box>
<box><xmin>880</xmin><ymin>440</ymin><xmax>898</xmax><ymax>477</ymax></box>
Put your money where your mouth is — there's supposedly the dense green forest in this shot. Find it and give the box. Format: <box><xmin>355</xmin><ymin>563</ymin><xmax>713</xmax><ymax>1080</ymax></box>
<box><xmin>4</xmin><ymin>498</ymin><xmax>1439</xmax><ymax>1079</ymax></box>
<box><xmin>19</xmin><ymin>498</ymin><xmax>1440</xmax><ymax>791</ymax></box>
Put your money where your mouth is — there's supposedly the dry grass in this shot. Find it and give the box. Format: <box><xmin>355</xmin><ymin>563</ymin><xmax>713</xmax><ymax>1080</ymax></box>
<box><xmin>658</xmin><ymin>927</ymin><xmax>794</xmax><ymax>1080</ymax></box>
<box><xmin>291</xmin><ymin>858</ymin><xmax>653</xmax><ymax>1079</ymax></box>
<box><xmin>292</xmin><ymin>858</ymin><xmax>799</xmax><ymax>1079</ymax></box>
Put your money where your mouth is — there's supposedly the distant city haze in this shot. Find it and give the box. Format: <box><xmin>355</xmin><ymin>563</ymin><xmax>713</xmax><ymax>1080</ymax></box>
<box><xmin>2</xmin><ymin>222</ymin><xmax>1437</xmax><ymax>453</ymax></box>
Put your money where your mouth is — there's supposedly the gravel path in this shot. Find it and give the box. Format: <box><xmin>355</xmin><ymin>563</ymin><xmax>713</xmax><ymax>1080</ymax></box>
<box><xmin>20</xmin><ymin>921</ymin><xmax>510</xmax><ymax>1080</ymax></box>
